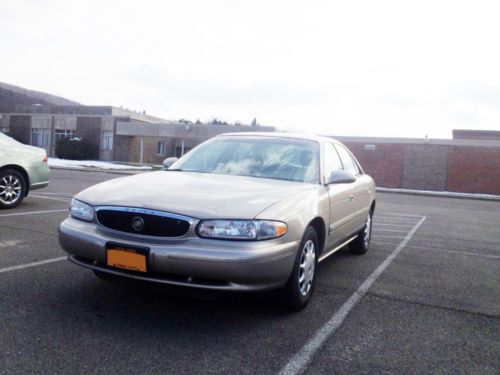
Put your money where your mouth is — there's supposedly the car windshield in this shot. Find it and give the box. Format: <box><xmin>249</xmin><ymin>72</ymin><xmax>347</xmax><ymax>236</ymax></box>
<box><xmin>172</xmin><ymin>136</ymin><xmax>320</xmax><ymax>184</ymax></box>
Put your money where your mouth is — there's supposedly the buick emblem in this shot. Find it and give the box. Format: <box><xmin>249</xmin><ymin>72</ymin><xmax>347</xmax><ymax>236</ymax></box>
<box><xmin>131</xmin><ymin>216</ymin><xmax>145</xmax><ymax>232</ymax></box>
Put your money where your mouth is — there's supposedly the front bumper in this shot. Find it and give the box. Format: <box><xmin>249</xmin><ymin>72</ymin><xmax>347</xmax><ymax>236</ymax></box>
<box><xmin>59</xmin><ymin>217</ymin><xmax>299</xmax><ymax>291</ymax></box>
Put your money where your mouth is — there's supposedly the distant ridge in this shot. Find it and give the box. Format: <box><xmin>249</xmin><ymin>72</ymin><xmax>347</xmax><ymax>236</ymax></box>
<box><xmin>0</xmin><ymin>81</ymin><xmax>80</xmax><ymax>111</ymax></box>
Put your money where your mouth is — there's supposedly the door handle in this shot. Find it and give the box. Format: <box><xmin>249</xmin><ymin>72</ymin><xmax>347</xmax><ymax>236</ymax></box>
<box><xmin>349</xmin><ymin>194</ymin><xmax>354</xmax><ymax>201</ymax></box>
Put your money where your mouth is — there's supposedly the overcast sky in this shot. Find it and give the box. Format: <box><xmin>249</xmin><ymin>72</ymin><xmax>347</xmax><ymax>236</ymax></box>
<box><xmin>1</xmin><ymin>0</ymin><xmax>499</xmax><ymax>138</ymax></box>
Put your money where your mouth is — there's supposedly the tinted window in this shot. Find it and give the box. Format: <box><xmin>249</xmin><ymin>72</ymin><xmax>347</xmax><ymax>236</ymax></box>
<box><xmin>323</xmin><ymin>143</ymin><xmax>343</xmax><ymax>179</ymax></box>
<box><xmin>335</xmin><ymin>145</ymin><xmax>360</xmax><ymax>175</ymax></box>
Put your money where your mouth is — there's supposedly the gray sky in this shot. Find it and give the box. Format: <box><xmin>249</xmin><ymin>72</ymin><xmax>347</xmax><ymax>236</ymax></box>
<box><xmin>1</xmin><ymin>0</ymin><xmax>499</xmax><ymax>138</ymax></box>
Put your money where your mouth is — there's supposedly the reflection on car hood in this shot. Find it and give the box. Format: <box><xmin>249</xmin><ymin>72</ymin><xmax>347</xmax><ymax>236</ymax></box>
<box><xmin>75</xmin><ymin>171</ymin><xmax>318</xmax><ymax>219</ymax></box>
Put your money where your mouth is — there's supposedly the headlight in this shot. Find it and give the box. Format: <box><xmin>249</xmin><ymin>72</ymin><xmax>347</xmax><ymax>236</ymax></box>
<box><xmin>70</xmin><ymin>198</ymin><xmax>94</xmax><ymax>222</ymax></box>
<box><xmin>197</xmin><ymin>220</ymin><xmax>287</xmax><ymax>240</ymax></box>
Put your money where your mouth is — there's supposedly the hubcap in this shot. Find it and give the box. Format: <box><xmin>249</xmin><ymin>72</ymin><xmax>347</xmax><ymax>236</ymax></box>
<box><xmin>364</xmin><ymin>214</ymin><xmax>372</xmax><ymax>247</ymax></box>
<box><xmin>298</xmin><ymin>240</ymin><xmax>316</xmax><ymax>296</ymax></box>
<box><xmin>0</xmin><ymin>175</ymin><xmax>22</xmax><ymax>205</ymax></box>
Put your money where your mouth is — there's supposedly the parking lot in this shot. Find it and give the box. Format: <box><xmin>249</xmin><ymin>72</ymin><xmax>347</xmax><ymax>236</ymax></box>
<box><xmin>0</xmin><ymin>168</ymin><xmax>499</xmax><ymax>374</ymax></box>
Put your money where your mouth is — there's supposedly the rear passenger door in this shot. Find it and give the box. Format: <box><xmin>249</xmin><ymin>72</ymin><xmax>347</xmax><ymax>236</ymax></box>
<box><xmin>334</xmin><ymin>144</ymin><xmax>370</xmax><ymax>231</ymax></box>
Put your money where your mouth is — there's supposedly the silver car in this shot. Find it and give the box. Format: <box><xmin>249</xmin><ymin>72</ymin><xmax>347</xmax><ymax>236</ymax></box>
<box><xmin>0</xmin><ymin>132</ymin><xmax>50</xmax><ymax>208</ymax></box>
<box><xmin>59</xmin><ymin>133</ymin><xmax>375</xmax><ymax>309</ymax></box>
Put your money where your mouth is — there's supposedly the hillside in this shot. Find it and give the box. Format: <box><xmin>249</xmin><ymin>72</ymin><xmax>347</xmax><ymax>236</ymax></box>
<box><xmin>0</xmin><ymin>81</ymin><xmax>80</xmax><ymax>111</ymax></box>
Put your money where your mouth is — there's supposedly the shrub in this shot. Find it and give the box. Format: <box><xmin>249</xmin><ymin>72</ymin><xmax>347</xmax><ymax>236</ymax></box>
<box><xmin>55</xmin><ymin>137</ymin><xmax>98</xmax><ymax>160</ymax></box>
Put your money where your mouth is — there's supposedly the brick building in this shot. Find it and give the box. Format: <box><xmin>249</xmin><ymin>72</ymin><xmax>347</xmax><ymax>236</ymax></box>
<box><xmin>0</xmin><ymin>105</ymin><xmax>275</xmax><ymax>163</ymax></box>
<box><xmin>334</xmin><ymin>133</ymin><xmax>500</xmax><ymax>195</ymax></box>
<box><xmin>0</xmin><ymin>105</ymin><xmax>165</xmax><ymax>160</ymax></box>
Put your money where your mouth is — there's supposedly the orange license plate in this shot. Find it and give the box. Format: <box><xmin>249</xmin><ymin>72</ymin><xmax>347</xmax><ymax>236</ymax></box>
<box><xmin>106</xmin><ymin>245</ymin><xmax>148</xmax><ymax>273</ymax></box>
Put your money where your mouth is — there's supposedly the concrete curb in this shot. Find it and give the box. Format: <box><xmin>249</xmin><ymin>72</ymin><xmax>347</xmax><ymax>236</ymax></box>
<box><xmin>376</xmin><ymin>187</ymin><xmax>500</xmax><ymax>201</ymax></box>
<box><xmin>49</xmin><ymin>166</ymin><xmax>143</xmax><ymax>175</ymax></box>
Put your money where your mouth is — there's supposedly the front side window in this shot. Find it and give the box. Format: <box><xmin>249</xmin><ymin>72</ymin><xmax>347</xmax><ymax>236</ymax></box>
<box><xmin>0</xmin><ymin>127</ymin><xmax>8</xmax><ymax>134</ymax></box>
<box><xmin>335</xmin><ymin>145</ymin><xmax>360</xmax><ymax>175</ymax></box>
<box><xmin>101</xmin><ymin>131</ymin><xmax>113</xmax><ymax>151</ymax></box>
<box><xmin>31</xmin><ymin>128</ymin><xmax>50</xmax><ymax>147</ymax></box>
<box><xmin>323</xmin><ymin>143</ymin><xmax>343</xmax><ymax>180</ymax></box>
<box><xmin>173</xmin><ymin>136</ymin><xmax>320</xmax><ymax>184</ymax></box>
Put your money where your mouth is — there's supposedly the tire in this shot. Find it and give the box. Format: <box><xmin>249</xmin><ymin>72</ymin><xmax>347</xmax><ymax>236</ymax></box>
<box><xmin>0</xmin><ymin>169</ymin><xmax>27</xmax><ymax>209</ymax></box>
<box><xmin>350</xmin><ymin>210</ymin><xmax>373</xmax><ymax>255</ymax></box>
<box><xmin>280</xmin><ymin>226</ymin><xmax>319</xmax><ymax>310</ymax></box>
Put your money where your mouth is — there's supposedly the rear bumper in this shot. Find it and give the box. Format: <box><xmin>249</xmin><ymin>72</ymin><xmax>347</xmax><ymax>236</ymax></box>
<box><xmin>30</xmin><ymin>180</ymin><xmax>50</xmax><ymax>190</ymax></box>
<box><xmin>28</xmin><ymin>163</ymin><xmax>50</xmax><ymax>191</ymax></box>
<box><xmin>59</xmin><ymin>217</ymin><xmax>299</xmax><ymax>291</ymax></box>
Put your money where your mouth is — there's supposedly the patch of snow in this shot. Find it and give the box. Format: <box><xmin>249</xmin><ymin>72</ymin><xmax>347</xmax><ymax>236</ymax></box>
<box><xmin>48</xmin><ymin>158</ymin><xmax>152</xmax><ymax>170</ymax></box>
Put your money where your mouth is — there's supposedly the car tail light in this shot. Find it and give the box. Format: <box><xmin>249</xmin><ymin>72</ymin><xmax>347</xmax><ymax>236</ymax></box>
<box><xmin>42</xmin><ymin>154</ymin><xmax>48</xmax><ymax>163</ymax></box>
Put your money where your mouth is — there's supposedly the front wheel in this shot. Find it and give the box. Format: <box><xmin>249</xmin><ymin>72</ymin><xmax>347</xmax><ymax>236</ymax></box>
<box><xmin>350</xmin><ymin>211</ymin><xmax>373</xmax><ymax>255</ymax></box>
<box><xmin>0</xmin><ymin>169</ymin><xmax>26</xmax><ymax>209</ymax></box>
<box><xmin>280</xmin><ymin>226</ymin><xmax>319</xmax><ymax>310</ymax></box>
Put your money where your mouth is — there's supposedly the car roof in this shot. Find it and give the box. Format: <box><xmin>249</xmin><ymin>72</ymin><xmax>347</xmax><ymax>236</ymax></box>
<box><xmin>218</xmin><ymin>132</ymin><xmax>342</xmax><ymax>145</ymax></box>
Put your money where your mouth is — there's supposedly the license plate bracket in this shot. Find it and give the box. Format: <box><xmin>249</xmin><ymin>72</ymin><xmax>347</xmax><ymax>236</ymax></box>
<box><xmin>106</xmin><ymin>243</ymin><xmax>150</xmax><ymax>273</ymax></box>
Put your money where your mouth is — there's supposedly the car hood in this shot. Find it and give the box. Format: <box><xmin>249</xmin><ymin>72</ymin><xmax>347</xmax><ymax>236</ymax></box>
<box><xmin>75</xmin><ymin>171</ymin><xmax>318</xmax><ymax>219</ymax></box>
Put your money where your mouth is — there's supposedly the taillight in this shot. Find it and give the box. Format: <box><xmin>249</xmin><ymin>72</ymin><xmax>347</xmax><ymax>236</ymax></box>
<box><xmin>43</xmin><ymin>154</ymin><xmax>48</xmax><ymax>163</ymax></box>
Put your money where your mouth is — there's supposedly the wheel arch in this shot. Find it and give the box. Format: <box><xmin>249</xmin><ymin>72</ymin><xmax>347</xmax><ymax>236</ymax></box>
<box><xmin>0</xmin><ymin>165</ymin><xmax>30</xmax><ymax>196</ymax></box>
<box><xmin>307</xmin><ymin>217</ymin><xmax>326</xmax><ymax>255</ymax></box>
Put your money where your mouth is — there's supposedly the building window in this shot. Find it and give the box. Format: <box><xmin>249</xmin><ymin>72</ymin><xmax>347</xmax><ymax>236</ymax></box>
<box><xmin>55</xmin><ymin>129</ymin><xmax>75</xmax><ymax>141</ymax></box>
<box><xmin>101</xmin><ymin>131</ymin><xmax>113</xmax><ymax>151</ymax></box>
<box><xmin>157</xmin><ymin>141</ymin><xmax>165</xmax><ymax>155</ymax></box>
<box><xmin>31</xmin><ymin>128</ymin><xmax>51</xmax><ymax>147</ymax></box>
<box><xmin>175</xmin><ymin>147</ymin><xmax>191</xmax><ymax>158</ymax></box>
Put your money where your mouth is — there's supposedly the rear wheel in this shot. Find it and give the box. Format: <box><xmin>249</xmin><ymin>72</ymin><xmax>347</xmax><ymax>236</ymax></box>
<box><xmin>280</xmin><ymin>226</ymin><xmax>318</xmax><ymax>310</ymax></box>
<box><xmin>350</xmin><ymin>210</ymin><xmax>373</xmax><ymax>255</ymax></box>
<box><xmin>0</xmin><ymin>169</ymin><xmax>26</xmax><ymax>209</ymax></box>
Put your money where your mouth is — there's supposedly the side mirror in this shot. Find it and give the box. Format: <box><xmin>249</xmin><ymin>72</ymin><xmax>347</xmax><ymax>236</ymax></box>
<box><xmin>162</xmin><ymin>157</ymin><xmax>179</xmax><ymax>170</ymax></box>
<box><xmin>326</xmin><ymin>170</ymin><xmax>356</xmax><ymax>184</ymax></box>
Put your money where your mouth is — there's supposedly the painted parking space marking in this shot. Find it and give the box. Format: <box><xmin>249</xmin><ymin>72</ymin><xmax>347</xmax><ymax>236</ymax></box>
<box><xmin>279</xmin><ymin>216</ymin><xmax>426</xmax><ymax>375</ymax></box>
<box><xmin>29</xmin><ymin>194</ymin><xmax>71</xmax><ymax>202</ymax></box>
<box><xmin>371</xmin><ymin>240</ymin><xmax>500</xmax><ymax>259</ymax></box>
<box><xmin>375</xmin><ymin>217</ymin><xmax>421</xmax><ymax>223</ymax></box>
<box><xmin>0</xmin><ymin>240</ymin><xmax>22</xmax><ymax>248</ymax></box>
<box><xmin>372</xmin><ymin>234</ymin><xmax>406</xmax><ymax>239</ymax></box>
<box><xmin>374</xmin><ymin>223</ymin><xmax>415</xmax><ymax>228</ymax></box>
<box><xmin>0</xmin><ymin>256</ymin><xmax>66</xmax><ymax>274</ymax></box>
<box><xmin>372</xmin><ymin>229</ymin><xmax>412</xmax><ymax>233</ymax></box>
<box><xmin>376</xmin><ymin>212</ymin><xmax>423</xmax><ymax>218</ymax></box>
<box><xmin>0</xmin><ymin>209</ymin><xmax>68</xmax><ymax>218</ymax></box>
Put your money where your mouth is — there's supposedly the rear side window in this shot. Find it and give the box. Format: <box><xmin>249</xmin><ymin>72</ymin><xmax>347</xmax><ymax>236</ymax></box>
<box><xmin>323</xmin><ymin>143</ymin><xmax>343</xmax><ymax>178</ymax></box>
<box><xmin>335</xmin><ymin>145</ymin><xmax>360</xmax><ymax>175</ymax></box>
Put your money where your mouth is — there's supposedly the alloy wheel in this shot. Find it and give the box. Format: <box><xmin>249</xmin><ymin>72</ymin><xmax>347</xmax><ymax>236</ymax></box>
<box><xmin>363</xmin><ymin>214</ymin><xmax>372</xmax><ymax>248</ymax></box>
<box><xmin>0</xmin><ymin>174</ymin><xmax>22</xmax><ymax>205</ymax></box>
<box><xmin>298</xmin><ymin>239</ymin><xmax>316</xmax><ymax>296</ymax></box>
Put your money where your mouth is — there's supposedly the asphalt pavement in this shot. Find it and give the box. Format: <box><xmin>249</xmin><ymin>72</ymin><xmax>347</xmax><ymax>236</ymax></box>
<box><xmin>0</xmin><ymin>169</ymin><xmax>498</xmax><ymax>374</ymax></box>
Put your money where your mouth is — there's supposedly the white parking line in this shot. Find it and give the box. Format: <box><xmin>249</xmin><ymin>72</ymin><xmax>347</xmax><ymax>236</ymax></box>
<box><xmin>371</xmin><ymin>240</ymin><xmax>500</xmax><ymax>259</ymax></box>
<box><xmin>376</xmin><ymin>212</ymin><xmax>424</xmax><ymax>218</ymax></box>
<box><xmin>375</xmin><ymin>216</ymin><xmax>420</xmax><ymax>223</ymax></box>
<box><xmin>0</xmin><ymin>209</ymin><xmax>68</xmax><ymax>217</ymax></box>
<box><xmin>373</xmin><ymin>223</ymin><xmax>415</xmax><ymax>228</ymax></box>
<box><xmin>372</xmin><ymin>235</ymin><xmax>406</xmax><ymax>239</ymax></box>
<box><xmin>0</xmin><ymin>257</ymin><xmax>66</xmax><ymax>274</ymax></box>
<box><xmin>29</xmin><ymin>195</ymin><xmax>71</xmax><ymax>202</ymax></box>
<box><xmin>372</xmin><ymin>229</ymin><xmax>411</xmax><ymax>233</ymax></box>
<box><xmin>278</xmin><ymin>216</ymin><xmax>426</xmax><ymax>375</ymax></box>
